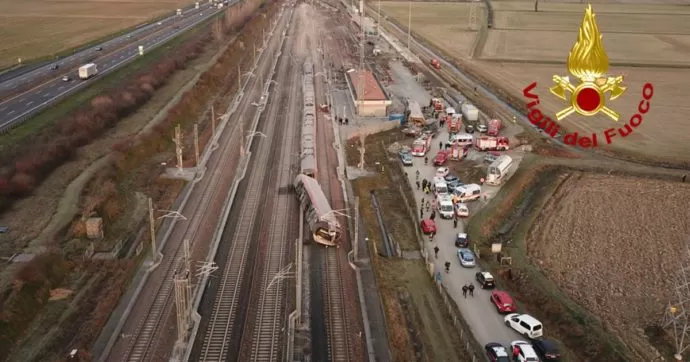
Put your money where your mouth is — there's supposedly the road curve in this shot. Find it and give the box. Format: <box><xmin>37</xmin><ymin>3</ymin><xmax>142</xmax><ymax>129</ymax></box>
<box><xmin>0</xmin><ymin>2</ymin><xmax>228</xmax><ymax>133</ymax></box>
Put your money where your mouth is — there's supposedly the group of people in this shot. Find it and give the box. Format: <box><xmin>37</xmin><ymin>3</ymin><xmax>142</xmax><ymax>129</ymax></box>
<box><xmin>461</xmin><ymin>283</ymin><xmax>475</xmax><ymax>298</ymax></box>
<box><xmin>337</xmin><ymin>117</ymin><xmax>349</xmax><ymax>125</ymax></box>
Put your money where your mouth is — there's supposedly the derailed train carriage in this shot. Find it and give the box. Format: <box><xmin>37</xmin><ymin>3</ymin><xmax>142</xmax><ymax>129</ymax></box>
<box><xmin>293</xmin><ymin>174</ymin><xmax>342</xmax><ymax>246</ymax></box>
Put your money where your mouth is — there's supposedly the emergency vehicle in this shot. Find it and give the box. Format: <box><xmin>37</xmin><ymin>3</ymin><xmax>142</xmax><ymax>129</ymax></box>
<box><xmin>452</xmin><ymin>184</ymin><xmax>482</xmax><ymax>202</ymax></box>
<box><xmin>431</xmin><ymin>98</ymin><xmax>444</xmax><ymax>112</ymax></box>
<box><xmin>447</xmin><ymin>114</ymin><xmax>462</xmax><ymax>134</ymax></box>
<box><xmin>487</xmin><ymin>119</ymin><xmax>502</xmax><ymax>136</ymax></box>
<box><xmin>437</xmin><ymin>194</ymin><xmax>455</xmax><ymax>219</ymax></box>
<box><xmin>474</xmin><ymin>136</ymin><xmax>510</xmax><ymax>151</ymax></box>
<box><xmin>411</xmin><ymin>136</ymin><xmax>431</xmax><ymax>156</ymax></box>
<box><xmin>433</xmin><ymin>150</ymin><xmax>449</xmax><ymax>165</ymax></box>
<box><xmin>433</xmin><ymin>178</ymin><xmax>449</xmax><ymax>195</ymax></box>
<box><xmin>449</xmin><ymin>143</ymin><xmax>469</xmax><ymax>161</ymax></box>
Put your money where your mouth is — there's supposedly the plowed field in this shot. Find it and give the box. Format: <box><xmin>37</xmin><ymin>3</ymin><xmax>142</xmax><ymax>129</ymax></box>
<box><xmin>527</xmin><ymin>171</ymin><xmax>690</xmax><ymax>360</ymax></box>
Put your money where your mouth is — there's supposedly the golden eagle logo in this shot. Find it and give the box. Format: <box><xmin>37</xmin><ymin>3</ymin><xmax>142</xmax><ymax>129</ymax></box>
<box><xmin>550</xmin><ymin>5</ymin><xmax>626</xmax><ymax>121</ymax></box>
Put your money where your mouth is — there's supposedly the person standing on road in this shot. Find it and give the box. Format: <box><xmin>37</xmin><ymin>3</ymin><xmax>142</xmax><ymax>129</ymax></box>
<box><xmin>439</xmin><ymin>141</ymin><xmax>443</xmax><ymax>150</ymax></box>
<box><xmin>421</xmin><ymin>179</ymin><xmax>427</xmax><ymax>190</ymax></box>
<box><xmin>416</xmin><ymin>170</ymin><xmax>420</xmax><ymax>181</ymax></box>
<box><xmin>416</xmin><ymin>180</ymin><xmax>421</xmax><ymax>190</ymax></box>
<box><xmin>445</xmin><ymin>261</ymin><xmax>451</xmax><ymax>273</ymax></box>
<box><xmin>468</xmin><ymin>283</ymin><xmax>475</xmax><ymax>297</ymax></box>
<box><xmin>434</xmin><ymin>246</ymin><xmax>439</xmax><ymax>259</ymax></box>
<box><xmin>420</xmin><ymin>208</ymin><xmax>424</xmax><ymax>219</ymax></box>
<box><xmin>430</xmin><ymin>211</ymin><xmax>436</xmax><ymax>220</ymax></box>
<box><xmin>513</xmin><ymin>345</ymin><xmax>520</xmax><ymax>359</ymax></box>
<box><xmin>462</xmin><ymin>284</ymin><xmax>468</xmax><ymax>298</ymax></box>
<box><xmin>453</xmin><ymin>217</ymin><xmax>458</xmax><ymax>229</ymax></box>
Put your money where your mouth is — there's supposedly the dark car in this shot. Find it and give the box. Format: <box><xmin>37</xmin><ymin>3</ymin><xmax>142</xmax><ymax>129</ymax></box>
<box><xmin>454</xmin><ymin>232</ymin><xmax>469</xmax><ymax>248</ymax></box>
<box><xmin>0</xmin><ymin>226</ymin><xmax>8</xmax><ymax>233</ymax></box>
<box><xmin>485</xmin><ymin>342</ymin><xmax>510</xmax><ymax>362</ymax></box>
<box><xmin>444</xmin><ymin>175</ymin><xmax>460</xmax><ymax>183</ymax></box>
<box><xmin>533</xmin><ymin>339</ymin><xmax>561</xmax><ymax>361</ymax></box>
<box><xmin>399</xmin><ymin>151</ymin><xmax>413</xmax><ymax>166</ymax></box>
<box><xmin>465</xmin><ymin>124</ymin><xmax>475</xmax><ymax>133</ymax></box>
<box><xmin>476</xmin><ymin>271</ymin><xmax>496</xmax><ymax>289</ymax></box>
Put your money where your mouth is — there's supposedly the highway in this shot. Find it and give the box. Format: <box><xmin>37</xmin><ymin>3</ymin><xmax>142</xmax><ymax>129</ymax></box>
<box><xmin>0</xmin><ymin>2</ymin><xmax>225</xmax><ymax>133</ymax></box>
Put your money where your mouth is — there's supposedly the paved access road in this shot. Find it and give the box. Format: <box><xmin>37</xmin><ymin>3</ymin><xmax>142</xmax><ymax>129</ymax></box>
<box><xmin>404</xmin><ymin>128</ymin><xmax>524</xmax><ymax>350</ymax></box>
<box><xmin>0</xmin><ymin>2</ymin><xmax>225</xmax><ymax>132</ymax></box>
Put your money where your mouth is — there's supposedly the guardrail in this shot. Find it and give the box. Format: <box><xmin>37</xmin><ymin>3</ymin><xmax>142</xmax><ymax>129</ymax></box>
<box><xmin>0</xmin><ymin>8</ymin><xmax>225</xmax><ymax>135</ymax></box>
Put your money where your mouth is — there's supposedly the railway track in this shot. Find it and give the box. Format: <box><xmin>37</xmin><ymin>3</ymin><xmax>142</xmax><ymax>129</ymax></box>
<box><xmin>312</xmin><ymin>17</ymin><xmax>358</xmax><ymax>362</ymax></box>
<box><xmin>244</xmin><ymin>49</ymin><xmax>301</xmax><ymax>362</ymax></box>
<box><xmin>197</xmin><ymin>9</ymin><xmax>296</xmax><ymax>362</ymax></box>
<box><xmin>118</xmin><ymin>120</ymin><xmax>243</xmax><ymax>362</ymax></box>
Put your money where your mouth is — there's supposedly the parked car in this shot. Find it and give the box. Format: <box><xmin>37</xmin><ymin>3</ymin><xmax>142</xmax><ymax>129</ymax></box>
<box><xmin>457</xmin><ymin>248</ymin><xmax>475</xmax><ymax>268</ymax></box>
<box><xmin>433</xmin><ymin>150</ymin><xmax>449</xmax><ymax>166</ymax></box>
<box><xmin>504</xmin><ymin>314</ymin><xmax>544</xmax><ymax>339</ymax></box>
<box><xmin>62</xmin><ymin>75</ymin><xmax>70</xmax><ymax>82</ymax></box>
<box><xmin>435</xmin><ymin>167</ymin><xmax>449</xmax><ymax>178</ymax></box>
<box><xmin>484</xmin><ymin>153</ymin><xmax>498</xmax><ymax>164</ymax></box>
<box><xmin>485</xmin><ymin>342</ymin><xmax>511</xmax><ymax>362</ymax></box>
<box><xmin>0</xmin><ymin>226</ymin><xmax>8</xmax><ymax>233</ymax></box>
<box><xmin>476</xmin><ymin>271</ymin><xmax>496</xmax><ymax>289</ymax></box>
<box><xmin>49</xmin><ymin>64</ymin><xmax>59</xmax><ymax>70</ymax></box>
<box><xmin>444</xmin><ymin>175</ymin><xmax>463</xmax><ymax>190</ymax></box>
<box><xmin>466</xmin><ymin>124</ymin><xmax>475</xmax><ymax>133</ymax></box>
<box><xmin>478</xmin><ymin>124</ymin><xmax>488</xmax><ymax>133</ymax></box>
<box><xmin>454</xmin><ymin>232</ymin><xmax>470</xmax><ymax>247</ymax></box>
<box><xmin>455</xmin><ymin>203</ymin><xmax>469</xmax><ymax>218</ymax></box>
<box><xmin>444</xmin><ymin>174</ymin><xmax>460</xmax><ymax>183</ymax></box>
<box><xmin>532</xmin><ymin>339</ymin><xmax>561</xmax><ymax>361</ymax></box>
<box><xmin>490</xmin><ymin>290</ymin><xmax>517</xmax><ymax>314</ymax></box>
<box><xmin>402</xmin><ymin>127</ymin><xmax>420</xmax><ymax>137</ymax></box>
<box><xmin>95</xmin><ymin>46</ymin><xmax>103</xmax><ymax>51</ymax></box>
<box><xmin>399</xmin><ymin>150</ymin><xmax>413</xmax><ymax>166</ymax></box>
<box><xmin>510</xmin><ymin>341</ymin><xmax>540</xmax><ymax>362</ymax></box>
<box><xmin>420</xmin><ymin>219</ymin><xmax>436</xmax><ymax>235</ymax></box>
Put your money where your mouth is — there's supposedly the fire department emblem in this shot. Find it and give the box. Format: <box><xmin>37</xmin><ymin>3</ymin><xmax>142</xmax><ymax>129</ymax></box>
<box><xmin>550</xmin><ymin>5</ymin><xmax>626</xmax><ymax>121</ymax></box>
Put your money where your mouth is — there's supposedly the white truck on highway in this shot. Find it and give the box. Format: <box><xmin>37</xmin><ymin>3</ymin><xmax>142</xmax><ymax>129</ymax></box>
<box><xmin>78</xmin><ymin>63</ymin><xmax>98</xmax><ymax>80</ymax></box>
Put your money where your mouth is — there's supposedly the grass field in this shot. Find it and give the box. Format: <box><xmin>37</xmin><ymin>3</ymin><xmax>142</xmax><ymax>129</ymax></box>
<box><xmin>378</xmin><ymin>0</ymin><xmax>690</xmax><ymax>165</ymax></box>
<box><xmin>0</xmin><ymin>0</ymin><xmax>194</xmax><ymax>68</ymax></box>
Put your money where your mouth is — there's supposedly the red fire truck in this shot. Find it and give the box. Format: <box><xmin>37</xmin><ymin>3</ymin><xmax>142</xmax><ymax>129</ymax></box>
<box><xmin>447</xmin><ymin>115</ymin><xmax>462</xmax><ymax>134</ymax></box>
<box><xmin>487</xmin><ymin>119</ymin><xmax>502</xmax><ymax>136</ymax></box>
<box><xmin>431</xmin><ymin>98</ymin><xmax>445</xmax><ymax>112</ymax></box>
<box><xmin>474</xmin><ymin>136</ymin><xmax>510</xmax><ymax>151</ymax></box>
<box><xmin>411</xmin><ymin>135</ymin><xmax>432</xmax><ymax>156</ymax></box>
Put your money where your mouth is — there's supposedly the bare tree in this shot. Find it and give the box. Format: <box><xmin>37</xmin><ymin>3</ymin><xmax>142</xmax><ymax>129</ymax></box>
<box><xmin>358</xmin><ymin>130</ymin><xmax>367</xmax><ymax>170</ymax></box>
<box><xmin>534</xmin><ymin>0</ymin><xmax>539</xmax><ymax>12</ymax></box>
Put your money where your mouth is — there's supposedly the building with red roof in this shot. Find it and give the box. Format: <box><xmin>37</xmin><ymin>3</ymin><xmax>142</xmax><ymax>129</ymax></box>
<box><xmin>345</xmin><ymin>69</ymin><xmax>392</xmax><ymax>117</ymax></box>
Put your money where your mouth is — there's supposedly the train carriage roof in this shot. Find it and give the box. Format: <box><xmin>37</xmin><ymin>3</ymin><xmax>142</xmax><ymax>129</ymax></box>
<box><xmin>294</xmin><ymin>174</ymin><xmax>339</xmax><ymax>225</ymax></box>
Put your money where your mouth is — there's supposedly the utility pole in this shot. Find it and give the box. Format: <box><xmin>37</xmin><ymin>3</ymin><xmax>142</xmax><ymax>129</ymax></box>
<box><xmin>173</xmin><ymin>124</ymin><xmax>184</xmax><ymax>173</ymax></box>
<box><xmin>193</xmin><ymin>123</ymin><xmax>200</xmax><ymax>166</ymax></box>
<box><xmin>174</xmin><ymin>239</ymin><xmax>192</xmax><ymax>346</ymax></box>
<box><xmin>407</xmin><ymin>1</ymin><xmax>412</xmax><ymax>50</ymax></box>
<box><xmin>358</xmin><ymin>0</ymin><xmax>365</xmax><ymax>116</ymax></box>
<box><xmin>211</xmin><ymin>105</ymin><xmax>216</xmax><ymax>137</ymax></box>
<box><xmin>148</xmin><ymin>197</ymin><xmax>156</xmax><ymax>261</ymax></box>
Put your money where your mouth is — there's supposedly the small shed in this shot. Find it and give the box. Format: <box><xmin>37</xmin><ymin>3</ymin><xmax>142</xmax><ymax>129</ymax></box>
<box><xmin>346</xmin><ymin>69</ymin><xmax>392</xmax><ymax>117</ymax></box>
<box><xmin>85</xmin><ymin>217</ymin><xmax>104</xmax><ymax>239</ymax></box>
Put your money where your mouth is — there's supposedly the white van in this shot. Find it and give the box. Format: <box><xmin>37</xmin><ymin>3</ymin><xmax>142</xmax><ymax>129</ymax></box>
<box><xmin>450</xmin><ymin>133</ymin><xmax>474</xmax><ymax>147</ymax></box>
<box><xmin>504</xmin><ymin>313</ymin><xmax>543</xmax><ymax>339</ymax></box>
<box><xmin>437</xmin><ymin>195</ymin><xmax>454</xmax><ymax>219</ymax></box>
<box><xmin>486</xmin><ymin>155</ymin><xmax>513</xmax><ymax>186</ymax></box>
<box><xmin>434</xmin><ymin>180</ymin><xmax>449</xmax><ymax>195</ymax></box>
<box><xmin>453</xmin><ymin>184</ymin><xmax>482</xmax><ymax>202</ymax></box>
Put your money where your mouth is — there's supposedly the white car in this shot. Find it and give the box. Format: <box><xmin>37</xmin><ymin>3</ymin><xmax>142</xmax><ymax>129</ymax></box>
<box><xmin>478</xmin><ymin>124</ymin><xmax>488</xmax><ymax>133</ymax></box>
<box><xmin>456</xmin><ymin>248</ymin><xmax>475</xmax><ymax>268</ymax></box>
<box><xmin>455</xmin><ymin>203</ymin><xmax>469</xmax><ymax>218</ymax></box>
<box><xmin>504</xmin><ymin>313</ymin><xmax>544</xmax><ymax>339</ymax></box>
<box><xmin>510</xmin><ymin>341</ymin><xmax>540</xmax><ymax>362</ymax></box>
<box><xmin>436</xmin><ymin>167</ymin><xmax>449</xmax><ymax>178</ymax></box>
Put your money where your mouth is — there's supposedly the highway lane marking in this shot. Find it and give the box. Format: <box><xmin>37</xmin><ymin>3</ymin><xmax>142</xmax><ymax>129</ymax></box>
<box><xmin>7</xmin><ymin>110</ymin><xmax>14</xmax><ymax>115</ymax></box>
<box><xmin>43</xmin><ymin>93</ymin><xmax>50</xmax><ymax>98</ymax></box>
<box><xmin>0</xmin><ymin>11</ymin><xmax>219</xmax><ymax>127</ymax></box>
<box><xmin>26</xmin><ymin>101</ymin><xmax>33</xmax><ymax>106</ymax></box>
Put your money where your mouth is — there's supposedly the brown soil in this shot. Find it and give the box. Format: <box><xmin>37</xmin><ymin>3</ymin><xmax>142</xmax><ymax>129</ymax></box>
<box><xmin>349</xmin><ymin>129</ymin><xmax>470</xmax><ymax>361</ymax></box>
<box><xmin>527</xmin><ymin>171</ymin><xmax>690</xmax><ymax>361</ymax></box>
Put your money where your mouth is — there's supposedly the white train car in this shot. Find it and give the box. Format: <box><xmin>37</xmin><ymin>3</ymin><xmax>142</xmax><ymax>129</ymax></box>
<box><xmin>301</xmin><ymin>59</ymin><xmax>318</xmax><ymax>177</ymax></box>
<box><xmin>300</xmin><ymin>154</ymin><xmax>317</xmax><ymax>178</ymax></box>
<box><xmin>293</xmin><ymin>174</ymin><xmax>342</xmax><ymax>246</ymax></box>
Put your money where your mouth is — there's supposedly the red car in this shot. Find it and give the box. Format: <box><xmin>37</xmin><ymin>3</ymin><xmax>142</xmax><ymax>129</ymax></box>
<box><xmin>433</xmin><ymin>150</ymin><xmax>449</xmax><ymax>166</ymax></box>
<box><xmin>490</xmin><ymin>290</ymin><xmax>517</xmax><ymax>314</ymax></box>
<box><xmin>420</xmin><ymin>219</ymin><xmax>436</xmax><ymax>235</ymax></box>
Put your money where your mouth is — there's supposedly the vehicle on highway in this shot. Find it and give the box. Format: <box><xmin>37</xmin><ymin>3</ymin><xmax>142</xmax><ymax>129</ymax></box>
<box><xmin>505</xmin><ymin>313</ymin><xmax>544</xmax><ymax>339</ymax></box>
<box><xmin>457</xmin><ymin>248</ymin><xmax>475</xmax><ymax>268</ymax></box>
<box><xmin>490</xmin><ymin>290</ymin><xmax>517</xmax><ymax>314</ymax></box>
<box><xmin>62</xmin><ymin>75</ymin><xmax>70</xmax><ymax>82</ymax></box>
<box><xmin>510</xmin><ymin>340</ymin><xmax>540</xmax><ymax>362</ymax></box>
<box><xmin>452</xmin><ymin>183</ymin><xmax>482</xmax><ymax>203</ymax></box>
<box><xmin>433</xmin><ymin>150</ymin><xmax>448</xmax><ymax>166</ymax></box>
<box><xmin>476</xmin><ymin>271</ymin><xmax>496</xmax><ymax>289</ymax></box>
<box><xmin>399</xmin><ymin>149</ymin><xmax>413</xmax><ymax>166</ymax></box>
<box><xmin>436</xmin><ymin>194</ymin><xmax>454</xmax><ymax>219</ymax></box>
<box><xmin>95</xmin><ymin>46</ymin><xmax>103</xmax><ymax>51</ymax></box>
<box><xmin>49</xmin><ymin>64</ymin><xmax>59</xmax><ymax>70</ymax></box>
<box><xmin>532</xmin><ymin>339</ymin><xmax>561</xmax><ymax>361</ymax></box>
<box><xmin>478</xmin><ymin>124</ymin><xmax>488</xmax><ymax>133</ymax></box>
<box><xmin>293</xmin><ymin>174</ymin><xmax>342</xmax><ymax>246</ymax></box>
<box><xmin>454</xmin><ymin>232</ymin><xmax>470</xmax><ymax>247</ymax></box>
<box><xmin>435</xmin><ymin>166</ymin><xmax>449</xmax><ymax>178</ymax></box>
<box><xmin>485</xmin><ymin>342</ymin><xmax>511</xmax><ymax>362</ymax></box>
<box><xmin>455</xmin><ymin>202</ymin><xmax>469</xmax><ymax>218</ymax></box>
<box><xmin>78</xmin><ymin>63</ymin><xmax>98</xmax><ymax>80</ymax></box>
<box><xmin>421</xmin><ymin>218</ymin><xmax>436</xmax><ymax>235</ymax></box>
